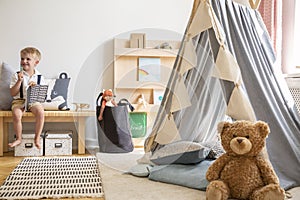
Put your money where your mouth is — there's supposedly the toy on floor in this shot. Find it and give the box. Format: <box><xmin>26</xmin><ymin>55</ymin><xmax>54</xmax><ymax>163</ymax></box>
<box><xmin>98</xmin><ymin>89</ymin><xmax>117</xmax><ymax>121</ymax></box>
<box><xmin>206</xmin><ymin>120</ymin><xmax>285</xmax><ymax>200</ymax></box>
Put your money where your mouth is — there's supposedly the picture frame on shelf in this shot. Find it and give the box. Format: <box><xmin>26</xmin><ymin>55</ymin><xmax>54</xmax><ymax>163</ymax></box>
<box><xmin>138</xmin><ymin>57</ymin><xmax>161</xmax><ymax>82</ymax></box>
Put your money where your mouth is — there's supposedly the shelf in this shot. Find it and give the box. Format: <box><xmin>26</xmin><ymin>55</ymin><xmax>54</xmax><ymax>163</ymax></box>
<box><xmin>131</xmin><ymin>103</ymin><xmax>160</xmax><ymax>113</ymax></box>
<box><xmin>115</xmin><ymin>38</ymin><xmax>181</xmax><ymax>49</ymax></box>
<box><xmin>113</xmin><ymin>37</ymin><xmax>180</xmax><ymax>108</ymax></box>
<box><xmin>114</xmin><ymin>48</ymin><xmax>179</xmax><ymax>57</ymax></box>
<box><xmin>115</xmin><ymin>85</ymin><xmax>165</xmax><ymax>89</ymax></box>
<box><xmin>115</xmin><ymin>82</ymin><xmax>166</xmax><ymax>89</ymax></box>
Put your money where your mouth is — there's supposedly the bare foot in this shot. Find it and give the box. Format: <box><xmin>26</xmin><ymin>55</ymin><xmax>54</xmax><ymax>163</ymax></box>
<box><xmin>8</xmin><ymin>139</ymin><xmax>22</xmax><ymax>148</ymax></box>
<box><xmin>34</xmin><ymin>136</ymin><xmax>41</xmax><ymax>149</ymax></box>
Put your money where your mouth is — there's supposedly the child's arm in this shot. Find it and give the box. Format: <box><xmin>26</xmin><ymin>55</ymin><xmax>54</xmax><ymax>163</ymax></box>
<box><xmin>10</xmin><ymin>72</ymin><xmax>23</xmax><ymax>97</ymax></box>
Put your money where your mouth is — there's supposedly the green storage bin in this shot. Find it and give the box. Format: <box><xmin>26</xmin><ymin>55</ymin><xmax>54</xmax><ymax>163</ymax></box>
<box><xmin>129</xmin><ymin>112</ymin><xmax>147</xmax><ymax>138</ymax></box>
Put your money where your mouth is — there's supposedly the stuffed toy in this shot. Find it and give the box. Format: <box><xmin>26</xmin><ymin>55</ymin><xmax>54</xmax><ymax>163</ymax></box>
<box><xmin>206</xmin><ymin>120</ymin><xmax>285</xmax><ymax>200</ymax></box>
<box><xmin>98</xmin><ymin>89</ymin><xmax>117</xmax><ymax>121</ymax></box>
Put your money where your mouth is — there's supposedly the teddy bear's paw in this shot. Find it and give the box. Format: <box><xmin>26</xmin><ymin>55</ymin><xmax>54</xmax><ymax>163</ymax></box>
<box><xmin>206</xmin><ymin>180</ymin><xmax>229</xmax><ymax>200</ymax></box>
<box><xmin>206</xmin><ymin>171</ymin><xmax>219</xmax><ymax>181</ymax></box>
<box><xmin>251</xmin><ymin>184</ymin><xmax>285</xmax><ymax>200</ymax></box>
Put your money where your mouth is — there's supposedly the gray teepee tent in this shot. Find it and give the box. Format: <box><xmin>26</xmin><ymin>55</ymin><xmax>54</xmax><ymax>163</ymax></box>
<box><xmin>144</xmin><ymin>0</ymin><xmax>300</xmax><ymax>190</ymax></box>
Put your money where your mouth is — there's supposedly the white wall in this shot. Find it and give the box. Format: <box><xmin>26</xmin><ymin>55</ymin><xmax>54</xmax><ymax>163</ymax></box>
<box><xmin>0</xmin><ymin>0</ymin><xmax>193</xmax><ymax>149</ymax></box>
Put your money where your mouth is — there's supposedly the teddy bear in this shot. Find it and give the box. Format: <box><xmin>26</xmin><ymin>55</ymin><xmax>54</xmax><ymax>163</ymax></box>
<box><xmin>206</xmin><ymin>120</ymin><xmax>285</xmax><ymax>200</ymax></box>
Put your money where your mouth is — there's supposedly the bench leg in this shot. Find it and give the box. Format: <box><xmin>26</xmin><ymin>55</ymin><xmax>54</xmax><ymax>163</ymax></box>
<box><xmin>78</xmin><ymin>117</ymin><xmax>86</xmax><ymax>154</ymax></box>
<box><xmin>3</xmin><ymin>122</ymin><xmax>8</xmax><ymax>152</ymax></box>
<box><xmin>0</xmin><ymin>117</ymin><xmax>3</xmax><ymax>156</ymax></box>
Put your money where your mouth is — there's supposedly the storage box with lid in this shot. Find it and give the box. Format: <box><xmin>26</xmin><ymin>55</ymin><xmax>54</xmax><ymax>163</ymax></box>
<box><xmin>44</xmin><ymin>131</ymin><xmax>72</xmax><ymax>156</ymax></box>
<box><xmin>14</xmin><ymin>133</ymin><xmax>44</xmax><ymax>157</ymax></box>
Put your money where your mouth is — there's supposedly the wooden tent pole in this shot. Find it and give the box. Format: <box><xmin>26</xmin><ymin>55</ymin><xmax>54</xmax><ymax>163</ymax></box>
<box><xmin>189</xmin><ymin>0</ymin><xmax>262</xmax><ymax>24</ymax></box>
<box><xmin>249</xmin><ymin>0</ymin><xmax>261</xmax><ymax>9</ymax></box>
<box><xmin>184</xmin><ymin>0</ymin><xmax>200</xmax><ymax>34</ymax></box>
<box><xmin>191</xmin><ymin>0</ymin><xmax>261</xmax><ymax>11</ymax></box>
<box><xmin>191</xmin><ymin>0</ymin><xmax>201</xmax><ymax>20</ymax></box>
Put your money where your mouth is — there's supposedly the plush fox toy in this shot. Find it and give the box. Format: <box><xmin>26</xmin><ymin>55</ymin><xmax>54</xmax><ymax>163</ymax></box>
<box><xmin>98</xmin><ymin>89</ymin><xmax>117</xmax><ymax>121</ymax></box>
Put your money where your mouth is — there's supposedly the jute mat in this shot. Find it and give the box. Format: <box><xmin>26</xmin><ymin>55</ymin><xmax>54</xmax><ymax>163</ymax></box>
<box><xmin>0</xmin><ymin>156</ymin><xmax>104</xmax><ymax>199</ymax></box>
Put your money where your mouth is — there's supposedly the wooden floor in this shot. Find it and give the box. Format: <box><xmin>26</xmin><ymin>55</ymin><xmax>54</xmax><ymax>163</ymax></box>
<box><xmin>0</xmin><ymin>151</ymin><xmax>105</xmax><ymax>200</ymax></box>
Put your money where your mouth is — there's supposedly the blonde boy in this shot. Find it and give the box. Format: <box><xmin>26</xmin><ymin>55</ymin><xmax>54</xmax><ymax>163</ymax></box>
<box><xmin>9</xmin><ymin>47</ymin><xmax>45</xmax><ymax>149</ymax></box>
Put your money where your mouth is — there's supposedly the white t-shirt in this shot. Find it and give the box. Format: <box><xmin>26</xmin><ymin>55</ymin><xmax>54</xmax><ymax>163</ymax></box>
<box><xmin>10</xmin><ymin>69</ymin><xmax>45</xmax><ymax>99</ymax></box>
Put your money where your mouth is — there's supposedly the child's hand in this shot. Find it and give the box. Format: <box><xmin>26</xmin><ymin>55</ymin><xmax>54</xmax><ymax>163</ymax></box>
<box><xmin>28</xmin><ymin>81</ymin><xmax>37</xmax><ymax>87</ymax></box>
<box><xmin>17</xmin><ymin>71</ymin><xmax>24</xmax><ymax>82</ymax></box>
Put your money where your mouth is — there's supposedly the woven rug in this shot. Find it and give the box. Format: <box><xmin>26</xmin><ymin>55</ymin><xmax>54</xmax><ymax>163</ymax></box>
<box><xmin>0</xmin><ymin>156</ymin><xmax>104</xmax><ymax>199</ymax></box>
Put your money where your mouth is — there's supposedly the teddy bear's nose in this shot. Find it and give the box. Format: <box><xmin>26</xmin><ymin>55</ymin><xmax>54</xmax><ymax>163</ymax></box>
<box><xmin>237</xmin><ymin>138</ymin><xmax>243</xmax><ymax>143</ymax></box>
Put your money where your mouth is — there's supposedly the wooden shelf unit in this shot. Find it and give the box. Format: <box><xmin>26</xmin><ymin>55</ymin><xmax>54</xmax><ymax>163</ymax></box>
<box><xmin>113</xmin><ymin>38</ymin><xmax>181</xmax><ymax>105</ymax></box>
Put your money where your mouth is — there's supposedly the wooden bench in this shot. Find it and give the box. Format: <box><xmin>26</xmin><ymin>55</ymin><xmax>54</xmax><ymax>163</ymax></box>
<box><xmin>0</xmin><ymin>110</ymin><xmax>95</xmax><ymax>156</ymax></box>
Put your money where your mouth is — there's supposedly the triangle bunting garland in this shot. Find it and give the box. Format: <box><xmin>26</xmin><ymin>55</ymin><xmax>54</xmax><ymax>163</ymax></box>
<box><xmin>178</xmin><ymin>38</ymin><xmax>197</xmax><ymax>75</ymax></box>
<box><xmin>155</xmin><ymin>114</ymin><xmax>181</xmax><ymax>144</ymax></box>
<box><xmin>170</xmin><ymin>77</ymin><xmax>192</xmax><ymax>113</ymax></box>
<box><xmin>186</xmin><ymin>0</ymin><xmax>256</xmax><ymax>121</ymax></box>
<box><xmin>212</xmin><ymin>46</ymin><xmax>242</xmax><ymax>84</ymax></box>
<box><xmin>188</xmin><ymin>0</ymin><xmax>213</xmax><ymax>38</ymax></box>
<box><xmin>226</xmin><ymin>86</ymin><xmax>256</xmax><ymax>121</ymax></box>
<box><xmin>147</xmin><ymin>0</ymin><xmax>258</xmax><ymax>151</ymax></box>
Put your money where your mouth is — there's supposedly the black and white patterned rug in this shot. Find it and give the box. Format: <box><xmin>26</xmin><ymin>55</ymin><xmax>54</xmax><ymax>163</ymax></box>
<box><xmin>0</xmin><ymin>156</ymin><xmax>104</xmax><ymax>199</ymax></box>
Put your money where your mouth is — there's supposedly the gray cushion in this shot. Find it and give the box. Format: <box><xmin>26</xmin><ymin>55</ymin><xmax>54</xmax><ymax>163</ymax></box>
<box><xmin>149</xmin><ymin>160</ymin><xmax>214</xmax><ymax>190</ymax></box>
<box><xmin>0</xmin><ymin>62</ymin><xmax>14</xmax><ymax>110</ymax></box>
<box><xmin>203</xmin><ymin>139</ymin><xmax>225</xmax><ymax>159</ymax></box>
<box><xmin>127</xmin><ymin>164</ymin><xmax>153</xmax><ymax>177</ymax></box>
<box><xmin>150</xmin><ymin>141</ymin><xmax>211</xmax><ymax>165</ymax></box>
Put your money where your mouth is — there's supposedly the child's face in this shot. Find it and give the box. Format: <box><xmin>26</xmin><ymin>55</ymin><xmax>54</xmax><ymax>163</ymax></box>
<box><xmin>20</xmin><ymin>53</ymin><xmax>39</xmax><ymax>72</ymax></box>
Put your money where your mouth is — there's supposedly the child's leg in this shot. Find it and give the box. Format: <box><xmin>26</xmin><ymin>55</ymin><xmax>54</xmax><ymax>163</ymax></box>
<box><xmin>29</xmin><ymin>103</ymin><xmax>44</xmax><ymax>149</ymax></box>
<box><xmin>8</xmin><ymin>107</ymin><xmax>24</xmax><ymax>147</ymax></box>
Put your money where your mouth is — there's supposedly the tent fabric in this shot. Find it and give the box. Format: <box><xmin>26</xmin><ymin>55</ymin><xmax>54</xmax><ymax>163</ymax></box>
<box><xmin>144</xmin><ymin>0</ymin><xmax>300</xmax><ymax>190</ymax></box>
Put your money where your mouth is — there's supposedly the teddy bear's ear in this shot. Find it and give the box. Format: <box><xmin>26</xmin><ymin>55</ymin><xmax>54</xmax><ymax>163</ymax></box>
<box><xmin>255</xmin><ymin>121</ymin><xmax>270</xmax><ymax>138</ymax></box>
<box><xmin>217</xmin><ymin>121</ymin><xmax>231</xmax><ymax>133</ymax></box>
